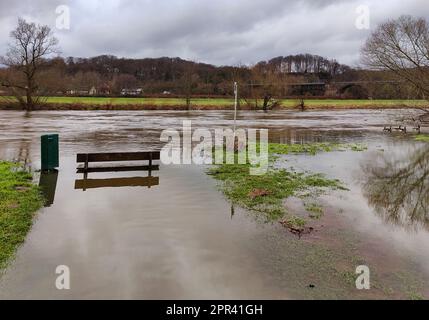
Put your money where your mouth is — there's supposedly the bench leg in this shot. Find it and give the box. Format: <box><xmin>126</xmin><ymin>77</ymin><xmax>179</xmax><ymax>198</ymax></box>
<box><xmin>84</xmin><ymin>154</ymin><xmax>89</xmax><ymax>172</ymax></box>
<box><xmin>148</xmin><ymin>153</ymin><xmax>153</xmax><ymax>177</ymax></box>
<box><xmin>83</xmin><ymin>154</ymin><xmax>89</xmax><ymax>191</ymax></box>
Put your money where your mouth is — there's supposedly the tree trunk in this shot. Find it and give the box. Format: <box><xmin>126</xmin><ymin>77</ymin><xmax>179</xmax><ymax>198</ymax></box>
<box><xmin>26</xmin><ymin>88</ymin><xmax>33</xmax><ymax>111</ymax></box>
<box><xmin>300</xmin><ymin>98</ymin><xmax>305</xmax><ymax>111</ymax></box>
<box><xmin>186</xmin><ymin>95</ymin><xmax>191</xmax><ymax>110</ymax></box>
<box><xmin>262</xmin><ymin>94</ymin><xmax>271</xmax><ymax>112</ymax></box>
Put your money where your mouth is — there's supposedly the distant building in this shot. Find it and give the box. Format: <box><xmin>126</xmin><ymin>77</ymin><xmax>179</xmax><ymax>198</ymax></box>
<box><xmin>66</xmin><ymin>86</ymin><xmax>97</xmax><ymax>96</ymax></box>
<box><xmin>67</xmin><ymin>89</ymin><xmax>88</xmax><ymax>95</ymax></box>
<box><xmin>162</xmin><ymin>91</ymin><xmax>171</xmax><ymax>95</ymax></box>
<box><xmin>121</xmin><ymin>88</ymin><xmax>143</xmax><ymax>96</ymax></box>
<box><xmin>89</xmin><ymin>86</ymin><xmax>97</xmax><ymax>95</ymax></box>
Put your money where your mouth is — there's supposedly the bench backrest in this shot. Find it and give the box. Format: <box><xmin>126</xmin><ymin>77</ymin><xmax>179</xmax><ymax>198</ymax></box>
<box><xmin>76</xmin><ymin>151</ymin><xmax>161</xmax><ymax>163</ymax></box>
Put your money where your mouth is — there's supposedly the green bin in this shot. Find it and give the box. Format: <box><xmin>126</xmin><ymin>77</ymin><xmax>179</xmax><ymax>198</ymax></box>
<box><xmin>41</xmin><ymin>134</ymin><xmax>59</xmax><ymax>171</ymax></box>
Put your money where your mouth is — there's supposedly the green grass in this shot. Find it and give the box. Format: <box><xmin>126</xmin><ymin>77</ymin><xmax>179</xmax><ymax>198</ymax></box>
<box><xmin>208</xmin><ymin>163</ymin><xmax>344</xmax><ymax>223</ymax></box>
<box><xmin>305</xmin><ymin>203</ymin><xmax>324</xmax><ymax>219</ymax></box>
<box><xmin>290</xmin><ymin>99</ymin><xmax>428</xmax><ymax>108</ymax></box>
<box><xmin>415</xmin><ymin>135</ymin><xmax>429</xmax><ymax>142</ymax></box>
<box><xmin>208</xmin><ymin>142</ymin><xmax>353</xmax><ymax>227</ymax></box>
<box><xmin>0</xmin><ymin>161</ymin><xmax>43</xmax><ymax>270</ymax></box>
<box><xmin>3</xmin><ymin>96</ymin><xmax>234</xmax><ymax>106</ymax></box>
<box><xmin>407</xmin><ymin>289</ymin><xmax>424</xmax><ymax>300</ymax></box>
<box><xmin>267</xmin><ymin>142</ymin><xmax>367</xmax><ymax>156</ymax></box>
<box><xmin>1</xmin><ymin>96</ymin><xmax>428</xmax><ymax>108</ymax></box>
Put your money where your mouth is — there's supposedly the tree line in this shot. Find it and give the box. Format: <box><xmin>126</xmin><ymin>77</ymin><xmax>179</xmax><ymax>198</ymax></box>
<box><xmin>1</xmin><ymin>53</ymin><xmax>353</xmax><ymax>95</ymax></box>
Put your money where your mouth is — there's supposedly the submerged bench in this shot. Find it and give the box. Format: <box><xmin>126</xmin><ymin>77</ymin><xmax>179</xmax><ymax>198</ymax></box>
<box><xmin>76</xmin><ymin>151</ymin><xmax>160</xmax><ymax>173</ymax></box>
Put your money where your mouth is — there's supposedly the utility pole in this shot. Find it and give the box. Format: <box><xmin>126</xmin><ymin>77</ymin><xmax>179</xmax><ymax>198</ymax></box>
<box><xmin>233</xmin><ymin>82</ymin><xmax>238</xmax><ymax>137</ymax></box>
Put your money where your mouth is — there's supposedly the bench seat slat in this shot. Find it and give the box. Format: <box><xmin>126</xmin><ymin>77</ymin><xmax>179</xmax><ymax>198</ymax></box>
<box><xmin>76</xmin><ymin>165</ymin><xmax>159</xmax><ymax>173</ymax></box>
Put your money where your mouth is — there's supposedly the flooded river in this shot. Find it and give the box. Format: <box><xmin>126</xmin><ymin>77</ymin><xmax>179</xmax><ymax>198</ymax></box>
<box><xmin>0</xmin><ymin>109</ymin><xmax>428</xmax><ymax>299</ymax></box>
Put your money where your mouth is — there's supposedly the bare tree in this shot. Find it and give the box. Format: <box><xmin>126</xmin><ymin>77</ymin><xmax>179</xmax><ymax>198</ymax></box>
<box><xmin>242</xmin><ymin>64</ymin><xmax>282</xmax><ymax>112</ymax></box>
<box><xmin>361</xmin><ymin>15</ymin><xmax>429</xmax><ymax>113</ymax></box>
<box><xmin>111</xmin><ymin>73</ymin><xmax>139</xmax><ymax>94</ymax></box>
<box><xmin>0</xmin><ymin>18</ymin><xmax>59</xmax><ymax>110</ymax></box>
<box><xmin>181</xmin><ymin>61</ymin><xmax>198</xmax><ymax>109</ymax></box>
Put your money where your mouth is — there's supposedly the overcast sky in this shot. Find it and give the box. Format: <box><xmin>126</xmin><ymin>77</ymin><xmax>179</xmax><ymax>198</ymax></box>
<box><xmin>1</xmin><ymin>0</ymin><xmax>428</xmax><ymax>67</ymax></box>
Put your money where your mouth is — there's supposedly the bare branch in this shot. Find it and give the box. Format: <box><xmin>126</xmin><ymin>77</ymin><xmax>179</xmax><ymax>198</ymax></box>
<box><xmin>0</xmin><ymin>18</ymin><xmax>59</xmax><ymax>110</ymax></box>
<box><xmin>362</xmin><ymin>15</ymin><xmax>429</xmax><ymax>108</ymax></box>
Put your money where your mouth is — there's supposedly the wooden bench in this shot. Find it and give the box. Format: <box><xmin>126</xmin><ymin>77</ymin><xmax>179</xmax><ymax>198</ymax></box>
<box><xmin>76</xmin><ymin>151</ymin><xmax>160</xmax><ymax>173</ymax></box>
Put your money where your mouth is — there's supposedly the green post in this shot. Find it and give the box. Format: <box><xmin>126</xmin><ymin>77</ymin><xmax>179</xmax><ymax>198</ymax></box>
<box><xmin>41</xmin><ymin>134</ymin><xmax>59</xmax><ymax>171</ymax></box>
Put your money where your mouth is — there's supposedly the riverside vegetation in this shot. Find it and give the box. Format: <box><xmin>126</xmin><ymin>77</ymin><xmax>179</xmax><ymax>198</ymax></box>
<box><xmin>208</xmin><ymin>142</ymin><xmax>367</xmax><ymax>232</ymax></box>
<box><xmin>0</xmin><ymin>162</ymin><xmax>43</xmax><ymax>270</ymax></box>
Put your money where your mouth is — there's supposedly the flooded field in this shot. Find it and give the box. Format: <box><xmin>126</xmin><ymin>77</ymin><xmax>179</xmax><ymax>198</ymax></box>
<box><xmin>0</xmin><ymin>109</ymin><xmax>428</xmax><ymax>299</ymax></box>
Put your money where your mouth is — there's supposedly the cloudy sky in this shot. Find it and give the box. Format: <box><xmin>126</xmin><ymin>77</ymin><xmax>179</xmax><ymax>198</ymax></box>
<box><xmin>0</xmin><ymin>0</ymin><xmax>428</xmax><ymax>67</ymax></box>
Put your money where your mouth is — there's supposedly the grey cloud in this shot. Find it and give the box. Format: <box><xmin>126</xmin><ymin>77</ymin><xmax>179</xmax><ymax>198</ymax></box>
<box><xmin>0</xmin><ymin>0</ymin><xmax>429</xmax><ymax>66</ymax></box>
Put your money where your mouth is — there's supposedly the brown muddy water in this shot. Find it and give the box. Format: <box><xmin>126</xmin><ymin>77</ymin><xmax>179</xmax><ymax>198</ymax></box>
<box><xmin>0</xmin><ymin>109</ymin><xmax>428</xmax><ymax>299</ymax></box>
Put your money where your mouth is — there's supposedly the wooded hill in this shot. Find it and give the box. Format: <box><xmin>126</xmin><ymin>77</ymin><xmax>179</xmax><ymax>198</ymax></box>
<box><xmin>0</xmin><ymin>53</ymin><xmax>423</xmax><ymax>99</ymax></box>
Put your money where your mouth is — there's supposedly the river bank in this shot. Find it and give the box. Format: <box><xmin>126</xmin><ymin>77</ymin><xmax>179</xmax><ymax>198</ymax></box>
<box><xmin>0</xmin><ymin>161</ymin><xmax>43</xmax><ymax>271</ymax></box>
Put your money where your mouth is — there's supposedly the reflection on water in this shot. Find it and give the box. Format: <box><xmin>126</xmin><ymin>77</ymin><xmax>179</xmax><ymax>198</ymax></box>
<box><xmin>38</xmin><ymin>170</ymin><xmax>58</xmax><ymax>207</ymax></box>
<box><xmin>362</xmin><ymin>144</ymin><xmax>429</xmax><ymax>232</ymax></box>
<box><xmin>75</xmin><ymin>175</ymin><xmax>159</xmax><ymax>190</ymax></box>
<box><xmin>74</xmin><ymin>151</ymin><xmax>160</xmax><ymax>191</ymax></box>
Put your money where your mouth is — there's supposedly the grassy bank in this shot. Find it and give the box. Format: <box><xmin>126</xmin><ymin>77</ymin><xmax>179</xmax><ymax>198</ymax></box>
<box><xmin>0</xmin><ymin>96</ymin><xmax>428</xmax><ymax>110</ymax></box>
<box><xmin>208</xmin><ymin>143</ymin><xmax>365</xmax><ymax>230</ymax></box>
<box><xmin>0</xmin><ymin>162</ymin><xmax>43</xmax><ymax>270</ymax></box>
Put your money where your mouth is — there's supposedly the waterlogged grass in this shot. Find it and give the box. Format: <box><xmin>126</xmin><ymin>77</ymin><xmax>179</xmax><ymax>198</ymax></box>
<box><xmin>209</xmin><ymin>163</ymin><xmax>345</xmax><ymax>220</ymax></box>
<box><xmin>415</xmin><ymin>135</ymin><xmax>429</xmax><ymax>142</ymax></box>
<box><xmin>267</xmin><ymin>142</ymin><xmax>367</xmax><ymax>156</ymax></box>
<box><xmin>0</xmin><ymin>161</ymin><xmax>43</xmax><ymax>270</ymax></box>
<box><xmin>209</xmin><ymin>142</ymin><xmax>426</xmax><ymax>298</ymax></box>
<box><xmin>208</xmin><ymin>142</ymin><xmax>356</xmax><ymax>228</ymax></box>
<box><xmin>291</xmin><ymin>99</ymin><xmax>428</xmax><ymax>108</ymax></box>
<box><xmin>305</xmin><ymin>203</ymin><xmax>324</xmax><ymax>219</ymax></box>
<box><xmin>407</xmin><ymin>289</ymin><xmax>424</xmax><ymax>300</ymax></box>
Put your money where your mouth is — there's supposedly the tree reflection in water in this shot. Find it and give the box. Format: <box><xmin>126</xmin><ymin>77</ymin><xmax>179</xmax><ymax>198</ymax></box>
<box><xmin>362</xmin><ymin>144</ymin><xmax>429</xmax><ymax>232</ymax></box>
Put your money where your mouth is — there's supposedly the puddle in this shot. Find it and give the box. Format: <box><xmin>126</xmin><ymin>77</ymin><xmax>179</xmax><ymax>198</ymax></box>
<box><xmin>0</xmin><ymin>109</ymin><xmax>428</xmax><ymax>299</ymax></box>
